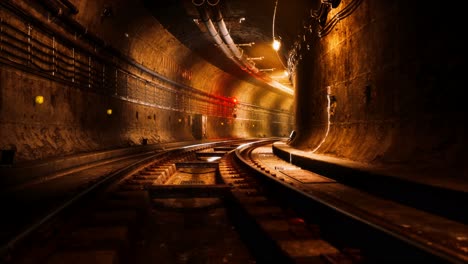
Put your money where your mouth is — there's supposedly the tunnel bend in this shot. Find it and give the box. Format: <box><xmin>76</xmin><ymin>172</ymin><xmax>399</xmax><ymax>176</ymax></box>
<box><xmin>0</xmin><ymin>0</ymin><xmax>293</xmax><ymax>162</ymax></box>
<box><xmin>290</xmin><ymin>0</ymin><xmax>467</xmax><ymax>186</ymax></box>
<box><xmin>0</xmin><ymin>1</ymin><xmax>467</xmax><ymax>262</ymax></box>
<box><xmin>0</xmin><ymin>0</ymin><xmax>466</xmax><ymax>190</ymax></box>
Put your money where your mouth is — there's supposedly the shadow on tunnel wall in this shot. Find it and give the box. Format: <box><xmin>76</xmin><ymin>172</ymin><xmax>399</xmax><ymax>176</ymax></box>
<box><xmin>290</xmin><ymin>0</ymin><xmax>468</xmax><ymax>180</ymax></box>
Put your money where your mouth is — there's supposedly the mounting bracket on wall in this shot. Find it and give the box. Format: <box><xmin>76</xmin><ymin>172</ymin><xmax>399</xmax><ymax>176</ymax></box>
<box><xmin>311</xmin><ymin>0</ymin><xmax>341</xmax><ymax>27</ymax></box>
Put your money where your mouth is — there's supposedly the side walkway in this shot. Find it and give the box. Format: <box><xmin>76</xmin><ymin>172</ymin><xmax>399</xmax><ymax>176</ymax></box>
<box><xmin>253</xmin><ymin>144</ymin><xmax>468</xmax><ymax>263</ymax></box>
<box><xmin>272</xmin><ymin>141</ymin><xmax>468</xmax><ymax>224</ymax></box>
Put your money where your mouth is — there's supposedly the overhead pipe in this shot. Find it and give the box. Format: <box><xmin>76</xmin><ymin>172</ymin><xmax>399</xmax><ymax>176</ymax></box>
<box><xmin>194</xmin><ymin>2</ymin><xmax>293</xmax><ymax>95</ymax></box>
<box><xmin>211</xmin><ymin>6</ymin><xmax>259</xmax><ymax>74</ymax></box>
<box><xmin>196</xmin><ymin>5</ymin><xmax>248</xmax><ymax>71</ymax></box>
<box><xmin>211</xmin><ymin>7</ymin><xmax>242</xmax><ymax>59</ymax></box>
<box><xmin>211</xmin><ymin>4</ymin><xmax>290</xmax><ymax>93</ymax></box>
<box><xmin>1</xmin><ymin>0</ymin><xmax>243</xmax><ymax>102</ymax></box>
<box><xmin>196</xmin><ymin>2</ymin><xmax>261</xmax><ymax>76</ymax></box>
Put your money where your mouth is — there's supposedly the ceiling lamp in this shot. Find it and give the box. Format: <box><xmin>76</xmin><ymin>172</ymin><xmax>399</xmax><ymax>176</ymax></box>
<box><xmin>272</xmin><ymin>39</ymin><xmax>281</xmax><ymax>51</ymax></box>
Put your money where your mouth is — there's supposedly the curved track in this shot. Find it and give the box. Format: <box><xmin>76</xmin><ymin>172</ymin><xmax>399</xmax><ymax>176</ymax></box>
<box><xmin>1</xmin><ymin>139</ymin><xmax>466</xmax><ymax>264</ymax></box>
<box><xmin>233</xmin><ymin>140</ymin><xmax>467</xmax><ymax>264</ymax></box>
<box><xmin>0</xmin><ymin>139</ymin><xmax>250</xmax><ymax>263</ymax></box>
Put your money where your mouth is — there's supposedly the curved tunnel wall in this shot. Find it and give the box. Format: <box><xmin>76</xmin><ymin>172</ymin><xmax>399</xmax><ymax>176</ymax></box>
<box><xmin>291</xmin><ymin>0</ymin><xmax>467</xmax><ymax>179</ymax></box>
<box><xmin>0</xmin><ymin>0</ymin><xmax>293</xmax><ymax>162</ymax></box>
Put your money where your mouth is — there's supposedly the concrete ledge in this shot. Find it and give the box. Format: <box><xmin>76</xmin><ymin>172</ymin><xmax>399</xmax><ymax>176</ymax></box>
<box><xmin>272</xmin><ymin>141</ymin><xmax>468</xmax><ymax>223</ymax></box>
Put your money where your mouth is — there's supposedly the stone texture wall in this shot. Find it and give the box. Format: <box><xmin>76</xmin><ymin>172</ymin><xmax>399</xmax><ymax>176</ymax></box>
<box><xmin>0</xmin><ymin>0</ymin><xmax>293</xmax><ymax>162</ymax></box>
<box><xmin>0</xmin><ymin>66</ymin><xmax>193</xmax><ymax>161</ymax></box>
<box><xmin>291</xmin><ymin>0</ymin><xmax>467</xmax><ymax>178</ymax></box>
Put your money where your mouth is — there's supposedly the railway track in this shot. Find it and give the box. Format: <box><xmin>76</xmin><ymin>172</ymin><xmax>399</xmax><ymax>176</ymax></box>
<box><xmin>0</xmin><ymin>139</ymin><xmax>249</xmax><ymax>263</ymax></box>
<box><xmin>1</xmin><ymin>139</ymin><xmax>466</xmax><ymax>264</ymax></box>
<box><xmin>234</xmin><ymin>141</ymin><xmax>467</xmax><ymax>264</ymax></box>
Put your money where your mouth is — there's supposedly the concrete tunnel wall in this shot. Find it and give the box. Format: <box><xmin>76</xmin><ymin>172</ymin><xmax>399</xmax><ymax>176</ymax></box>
<box><xmin>291</xmin><ymin>0</ymin><xmax>467</xmax><ymax>180</ymax></box>
<box><xmin>0</xmin><ymin>0</ymin><xmax>294</xmax><ymax>162</ymax></box>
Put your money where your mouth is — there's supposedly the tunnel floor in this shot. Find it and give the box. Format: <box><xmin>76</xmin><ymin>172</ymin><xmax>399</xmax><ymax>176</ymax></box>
<box><xmin>1</xmin><ymin>140</ymin><xmax>466</xmax><ymax>263</ymax></box>
<box><xmin>132</xmin><ymin>160</ymin><xmax>256</xmax><ymax>263</ymax></box>
<box><xmin>134</xmin><ymin>197</ymin><xmax>256</xmax><ymax>264</ymax></box>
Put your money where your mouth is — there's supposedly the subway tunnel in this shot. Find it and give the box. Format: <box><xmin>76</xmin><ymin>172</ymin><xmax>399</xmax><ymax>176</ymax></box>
<box><xmin>0</xmin><ymin>0</ymin><xmax>467</xmax><ymax>263</ymax></box>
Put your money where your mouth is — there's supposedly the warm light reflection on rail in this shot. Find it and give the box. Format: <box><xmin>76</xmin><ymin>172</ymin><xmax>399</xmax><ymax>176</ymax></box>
<box><xmin>207</xmin><ymin>157</ymin><xmax>221</xmax><ymax>162</ymax></box>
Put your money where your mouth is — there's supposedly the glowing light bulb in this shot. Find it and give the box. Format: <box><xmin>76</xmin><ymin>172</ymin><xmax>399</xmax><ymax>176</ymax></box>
<box><xmin>106</xmin><ymin>109</ymin><xmax>112</xmax><ymax>115</ymax></box>
<box><xmin>35</xmin><ymin>95</ymin><xmax>44</xmax><ymax>104</ymax></box>
<box><xmin>273</xmin><ymin>39</ymin><xmax>281</xmax><ymax>51</ymax></box>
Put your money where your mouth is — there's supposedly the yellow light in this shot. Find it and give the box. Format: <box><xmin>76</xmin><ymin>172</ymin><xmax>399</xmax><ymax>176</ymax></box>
<box><xmin>35</xmin><ymin>95</ymin><xmax>44</xmax><ymax>104</ymax></box>
<box><xmin>283</xmin><ymin>70</ymin><xmax>289</xmax><ymax>77</ymax></box>
<box><xmin>207</xmin><ymin>157</ymin><xmax>221</xmax><ymax>162</ymax></box>
<box><xmin>272</xmin><ymin>39</ymin><xmax>281</xmax><ymax>51</ymax></box>
<box><xmin>178</xmin><ymin>118</ymin><xmax>182</xmax><ymax>122</ymax></box>
<box><xmin>106</xmin><ymin>109</ymin><xmax>112</xmax><ymax>115</ymax></box>
<box><xmin>221</xmin><ymin>122</ymin><xmax>224</xmax><ymax>126</ymax></box>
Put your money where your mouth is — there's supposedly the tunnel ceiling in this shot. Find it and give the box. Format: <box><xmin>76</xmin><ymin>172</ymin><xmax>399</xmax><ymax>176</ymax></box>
<box><xmin>143</xmin><ymin>0</ymin><xmax>315</xmax><ymax>91</ymax></box>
